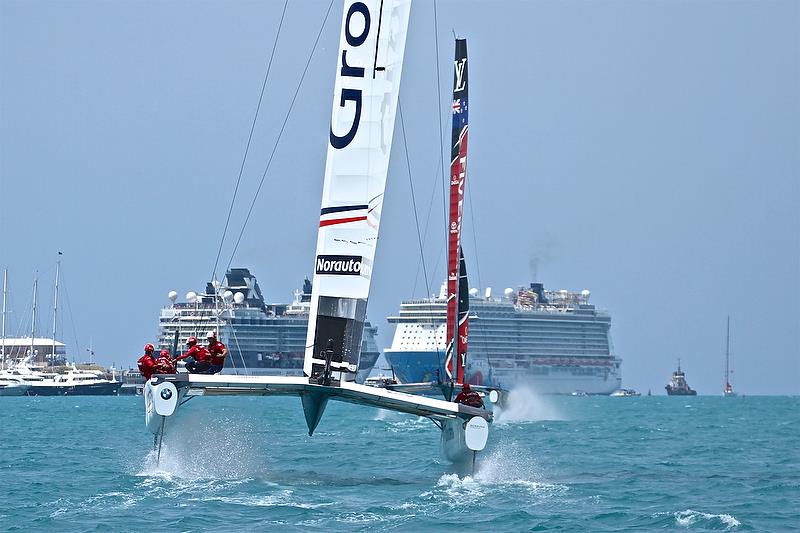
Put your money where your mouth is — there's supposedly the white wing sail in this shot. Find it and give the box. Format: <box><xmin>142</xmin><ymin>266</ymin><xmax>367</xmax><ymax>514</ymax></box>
<box><xmin>304</xmin><ymin>0</ymin><xmax>412</xmax><ymax>382</ymax></box>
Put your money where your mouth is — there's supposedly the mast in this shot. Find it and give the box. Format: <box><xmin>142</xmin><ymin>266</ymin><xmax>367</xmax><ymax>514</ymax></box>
<box><xmin>303</xmin><ymin>0</ymin><xmax>412</xmax><ymax>386</ymax></box>
<box><xmin>725</xmin><ymin>315</ymin><xmax>732</xmax><ymax>391</ymax></box>
<box><xmin>1</xmin><ymin>269</ymin><xmax>6</xmax><ymax>370</ymax></box>
<box><xmin>52</xmin><ymin>256</ymin><xmax>60</xmax><ymax>366</ymax></box>
<box><xmin>30</xmin><ymin>273</ymin><xmax>38</xmax><ymax>362</ymax></box>
<box><xmin>444</xmin><ymin>38</ymin><xmax>469</xmax><ymax>386</ymax></box>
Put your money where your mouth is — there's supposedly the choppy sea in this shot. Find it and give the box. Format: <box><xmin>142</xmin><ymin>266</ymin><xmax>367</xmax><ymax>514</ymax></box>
<box><xmin>0</xmin><ymin>392</ymin><xmax>797</xmax><ymax>531</ymax></box>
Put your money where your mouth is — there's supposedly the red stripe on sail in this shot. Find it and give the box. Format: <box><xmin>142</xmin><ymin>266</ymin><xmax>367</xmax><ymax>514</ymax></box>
<box><xmin>319</xmin><ymin>216</ymin><xmax>367</xmax><ymax>227</ymax></box>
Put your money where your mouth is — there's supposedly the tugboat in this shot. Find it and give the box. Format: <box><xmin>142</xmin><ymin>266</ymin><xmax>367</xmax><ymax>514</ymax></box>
<box><xmin>665</xmin><ymin>360</ymin><xmax>697</xmax><ymax>396</ymax></box>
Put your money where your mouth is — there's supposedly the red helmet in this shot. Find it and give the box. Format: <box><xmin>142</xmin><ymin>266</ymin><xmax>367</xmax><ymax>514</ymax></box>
<box><xmin>186</xmin><ymin>336</ymin><xmax>197</xmax><ymax>346</ymax></box>
<box><xmin>462</xmin><ymin>383</ymin><xmax>471</xmax><ymax>391</ymax></box>
<box><xmin>159</xmin><ymin>349</ymin><xmax>170</xmax><ymax>357</ymax></box>
<box><xmin>144</xmin><ymin>343</ymin><xmax>155</xmax><ymax>353</ymax></box>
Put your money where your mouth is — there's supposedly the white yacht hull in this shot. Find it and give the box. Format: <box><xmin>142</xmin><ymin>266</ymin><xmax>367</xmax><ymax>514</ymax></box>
<box><xmin>0</xmin><ymin>383</ymin><xmax>30</xmax><ymax>396</ymax></box>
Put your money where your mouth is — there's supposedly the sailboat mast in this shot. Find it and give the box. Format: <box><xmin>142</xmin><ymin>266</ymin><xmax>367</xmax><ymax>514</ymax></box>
<box><xmin>31</xmin><ymin>273</ymin><xmax>38</xmax><ymax>362</ymax></box>
<box><xmin>52</xmin><ymin>258</ymin><xmax>60</xmax><ymax>366</ymax></box>
<box><xmin>445</xmin><ymin>38</ymin><xmax>469</xmax><ymax>385</ymax></box>
<box><xmin>1</xmin><ymin>269</ymin><xmax>7</xmax><ymax>370</ymax></box>
<box><xmin>725</xmin><ymin>315</ymin><xmax>730</xmax><ymax>385</ymax></box>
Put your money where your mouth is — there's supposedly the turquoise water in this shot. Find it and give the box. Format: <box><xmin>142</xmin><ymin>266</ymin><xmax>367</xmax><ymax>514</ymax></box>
<box><xmin>0</xmin><ymin>392</ymin><xmax>797</xmax><ymax>531</ymax></box>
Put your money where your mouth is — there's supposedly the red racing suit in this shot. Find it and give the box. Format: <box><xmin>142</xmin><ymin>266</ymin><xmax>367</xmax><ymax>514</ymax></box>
<box><xmin>176</xmin><ymin>345</ymin><xmax>211</xmax><ymax>363</ymax></box>
<box><xmin>137</xmin><ymin>354</ymin><xmax>157</xmax><ymax>380</ymax></box>
<box><xmin>208</xmin><ymin>340</ymin><xmax>228</xmax><ymax>367</ymax></box>
<box><xmin>454</xmin><ymin>389</ymin><xmax>484</xmax><ymax>408</ymax></box>
<box><xmin>152</xmin><ymin>354</ymin><xmax>176</xmax><ymax>375</ymax></box>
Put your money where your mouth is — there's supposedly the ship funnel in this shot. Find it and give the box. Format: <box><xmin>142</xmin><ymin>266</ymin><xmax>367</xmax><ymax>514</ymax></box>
<box><xmin>530</xmin><ymin>283</ymin><xmax>548</xmax><ymax>304</ymax></box>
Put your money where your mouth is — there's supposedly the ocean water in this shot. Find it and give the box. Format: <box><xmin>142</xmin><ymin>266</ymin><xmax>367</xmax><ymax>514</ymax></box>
<box><xmin>0</xmin><ymin>392</ymin><xmax>797</xmax><ymax>531</ymax></box>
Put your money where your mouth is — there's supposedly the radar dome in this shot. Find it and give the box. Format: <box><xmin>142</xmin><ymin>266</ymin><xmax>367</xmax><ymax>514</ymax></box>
<box><xmin>233</xmin><ymin>292</ymin><xmax>245</xmax><ymax>304</ymax></box>
<box><xmin>186</xmin><ymin>291</ymin><xmax>197</xmax><ymax>303</ymax></box>
<box><xmin>223</xmin><ymin>290</ymin><xmax>234</xmax><ymax>303</ymax></box>
<box><xmin>581</xmin><ymin>289</ymin><xmax>591</xmax><ymax>297</ymax></box>
<box><xmin>469</xmin><ymin>288</ymin><xmax>479</xmax><ymax>297</ymax></box>
<box><xmin>504</xmin><ymin>288</ymin><xmax>514</xmax><ymax>297</ymax></box>
<box><xmin>168</xmin><ymin>291</ymin><xmax>178</xmax><ymax>302</ymax></box>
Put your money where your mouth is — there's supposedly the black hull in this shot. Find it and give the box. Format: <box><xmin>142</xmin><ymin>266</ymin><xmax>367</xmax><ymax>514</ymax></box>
<box><xmin>665</xmin><ymin>387</ymin><xmax>697</xmax><ymax>396</ymax></box>
<box><xmin>27</xmin><ymin>382</ymin><xmax>122</xmax><ymax>396</ymax></box>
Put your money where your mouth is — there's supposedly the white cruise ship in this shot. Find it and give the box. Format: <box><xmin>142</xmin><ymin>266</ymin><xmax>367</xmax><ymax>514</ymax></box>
<box><xmin>384</xmin><ymin>283</ymin><xmax>622</xmax><ymax>394</ymax></box>
<box><xmin>157</xmin><ymin>269</ymin><xmax>380</xmax><ymax>381</ymax></box>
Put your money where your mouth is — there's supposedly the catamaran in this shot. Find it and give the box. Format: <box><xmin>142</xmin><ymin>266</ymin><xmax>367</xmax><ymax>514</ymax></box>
<box><xmin>143</xmin><ymin>0</ymin><xmax>499</xmax><ymax>466</ymax></box>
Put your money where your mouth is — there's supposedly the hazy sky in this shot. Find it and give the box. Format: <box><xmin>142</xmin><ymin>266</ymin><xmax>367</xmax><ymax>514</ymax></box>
<box><xmin>1</xmin><ymin>0</ymin><xmax>797</xmax><ymax>394</ymax></box>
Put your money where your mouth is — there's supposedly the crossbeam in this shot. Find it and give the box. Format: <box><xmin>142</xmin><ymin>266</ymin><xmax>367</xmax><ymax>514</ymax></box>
<box><xmin>149</xmin><ymin>374</ymin><xmax>491</xmax><ymax>422</ymax></box>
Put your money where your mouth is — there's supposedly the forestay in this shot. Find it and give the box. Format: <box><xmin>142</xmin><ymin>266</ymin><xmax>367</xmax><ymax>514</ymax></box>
<box><xmin>305</xmin><ymin>0</ymin><xmax>412</xmax><ymax>382</ymax></box>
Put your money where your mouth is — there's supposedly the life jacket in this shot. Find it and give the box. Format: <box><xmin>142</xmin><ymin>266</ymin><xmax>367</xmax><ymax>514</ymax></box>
<box><xmin>153</xmin><ymin>355</ymin><xmax>176</xmax><ymax>374</ymax></box>
<box><xmin>178</xmin><ymin>345</ymin><xmax>212</xmax><ymax>363</ymax></box>
<box><xmin>455</xmin><ymin>389</ymin><xmax>484</xmax><ymax>408</ymax></box>
<box><xmin>208</xmin><ymin>340</ymin><xmax>227</xmax><ymax>366</ymax></box>
<box><xmin>137</xmin><ymin>354</ymin><xmax>156</xmax><ymax>380</ymax></box>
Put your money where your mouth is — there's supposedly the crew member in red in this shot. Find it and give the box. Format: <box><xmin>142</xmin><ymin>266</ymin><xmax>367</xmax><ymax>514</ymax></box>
<box><xmin>175</xmin><ymin>336</ymin><xmax>212</xmax><ymax>373</ymax></box>
<box><xmin>454</xmin><ymin>382</ymin><xmax>484</xmax><ymax>408</ymax></box>
<box><xmin>153</xmin><ymin>349</ymin><xmax>176</xmax><ymax>375</ymax></box>
<box><xmin>137</xmin><ymin>343</ymin><xmax>157</xmax><ymax>380</ymax></box>
<box><xmin>206</xmin><ymin>330</ymin><xmax>228</xmax><ymax>375</ymax></box>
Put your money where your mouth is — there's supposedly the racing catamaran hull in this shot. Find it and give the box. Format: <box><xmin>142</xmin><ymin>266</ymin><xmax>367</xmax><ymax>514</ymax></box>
<box><xmin>143</xmin><ymin>373</ymin><xmax>494</xmax><ymax>464</ymax></box>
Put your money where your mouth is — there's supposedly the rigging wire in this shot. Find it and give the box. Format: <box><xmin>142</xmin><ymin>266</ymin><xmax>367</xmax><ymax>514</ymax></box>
<box><xmin>466</xmin><ymin>179</ymin><xmax>482</xmax><ymax>291</ymax></box>
<box><xmin>399</xmin><ymin>101</ymin><xmax>443</xmax><ymax>373</ymax></box>
<box><xmin>58</xmin><ymin>270</ymin><xmax>83</xmax><ymax>365</ymax></box>
<box><xmin>211</xmin><ymin>0</ymin><xmax>290</xmax><ymax>283</ymax></box>
<box><xmin>225</xmin><ymin>0</ymin><xmax>336</xmax><ymax>272</ymax></box>
<box><xmin>432</xmin><ymin>0</ymin><xmax>449</xmax><ymax>268</ymax></box>
<box><xmin>410</xmin><ymin>158</ymin><xmax>444</xmax><ymax>296</ymax></box>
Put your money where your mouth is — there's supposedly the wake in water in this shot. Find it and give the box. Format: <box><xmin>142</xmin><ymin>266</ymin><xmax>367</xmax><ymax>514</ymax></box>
<box><xmin>137</xmin><ymin>408</ymin><xmax>270</xmax><ymax>481</ymax></box>
<box><xmin>495</xmin><ymin>385</ymin><xmax>566</xmax><ymax>423</ymax></box>
<box><xmin>430</xmin><ymin>440</ymin><xmax>567</xmax><ymax>505</ymax></box>
<box><xmin>653</xmin><ymin>509</ymin><xmax>741</xmax><ymax>530</ymax></box>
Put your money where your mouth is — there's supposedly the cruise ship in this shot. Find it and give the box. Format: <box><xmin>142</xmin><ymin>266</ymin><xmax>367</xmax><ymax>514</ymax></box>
<box><xmin>157</xmin><ymin>268</ymin><xmax>380</xmax><ymax>381</ymax></box>
<box><xmin>384</xmin><ymin>283</ymin><xmax>622</xmax><ymax>395</ymax></box>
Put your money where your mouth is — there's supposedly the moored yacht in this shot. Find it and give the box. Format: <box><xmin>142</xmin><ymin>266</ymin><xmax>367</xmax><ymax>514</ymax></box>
<box><xmin>0</xmin><ymin>376</ymin><xmax>30</xmax><ymax>396</ymax></box>
<box><xmin>27</xmin><ymin>365</ymin><xmax>121</xmax><ymax>396</ymax></box>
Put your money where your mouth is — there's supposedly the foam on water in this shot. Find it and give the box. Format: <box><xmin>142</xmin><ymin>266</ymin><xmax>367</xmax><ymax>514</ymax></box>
<box><xmin>474</xmin><ymin>441</ymin><xmax>567</xmax><ymax>496</ymax></box>
<box><xmin>385</xmin><ymin>416</ymin><xmax>430</xmax><ymax>433</ymax></box>
<box><xmin>136</xmin><ymin>410</ymin><xmax>270</xmax><ymax>480</ymax></box>
<box><xmin>495</xmin><ymin>385</ymin><xmax>566</xmax><ymax>423</ymax></box>
<box><xmin>654</xmin><ymin>509</ymin><xmax>741</xmax><ymax>530</ymax></box>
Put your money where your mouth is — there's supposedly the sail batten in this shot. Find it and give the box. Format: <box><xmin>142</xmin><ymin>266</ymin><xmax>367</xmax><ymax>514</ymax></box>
<box><xmin>445</xmin><ymin>39</ymin><xmax>470</xmax><ymax>385</ymax></box>
<box><xmin>305</xmin><ymin>0</ymin><xmax>412</xmax><ymax>382</ymax></box>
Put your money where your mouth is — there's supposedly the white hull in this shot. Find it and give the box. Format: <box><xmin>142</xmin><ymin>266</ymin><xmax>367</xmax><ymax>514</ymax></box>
<box><xmin>0</xmin><ymin>383</ymin><xmax>30</xmax><ymax>396</ymax></box>
<box><xmin>440</xmin><ymin>416</ymin><xmax>489</xmax><ymax>464</ymax></box>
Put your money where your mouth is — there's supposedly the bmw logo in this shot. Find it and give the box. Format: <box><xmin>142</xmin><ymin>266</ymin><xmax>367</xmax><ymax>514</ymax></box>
<box><xmin>160</xmin><ymin>388</ymin><xmax>173</xmax><ymax>400</ymax></box>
